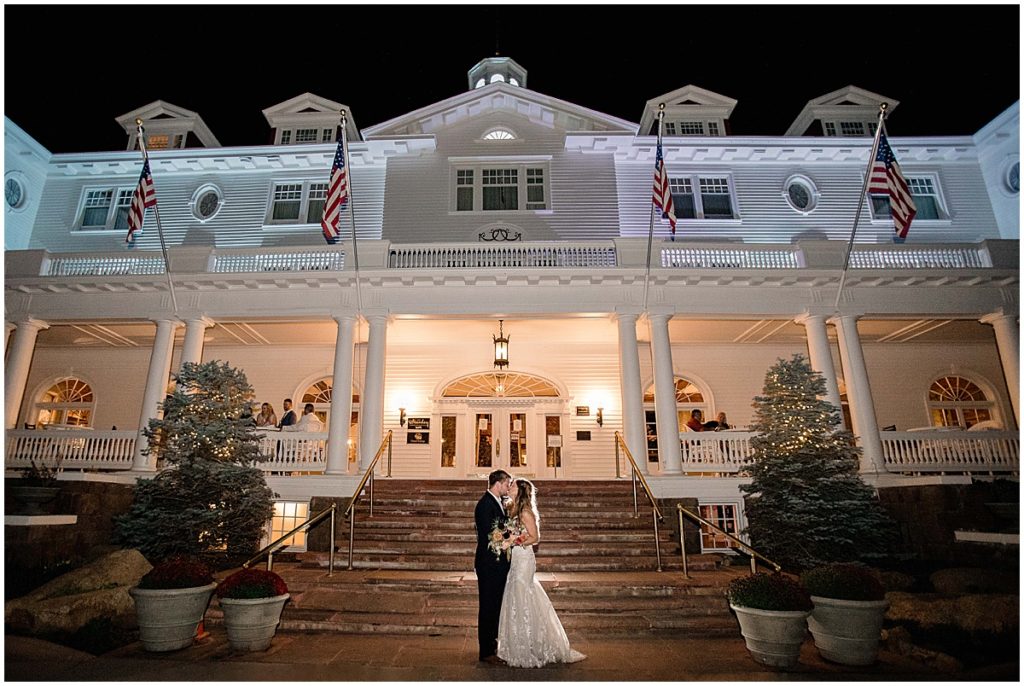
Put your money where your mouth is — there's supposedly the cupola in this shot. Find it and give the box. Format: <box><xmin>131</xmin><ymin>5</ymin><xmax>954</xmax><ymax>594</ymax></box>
<box><xmin>468</xmin><ymin>56</ymin><xmax>527</xmax><ymax>90</ymax></box>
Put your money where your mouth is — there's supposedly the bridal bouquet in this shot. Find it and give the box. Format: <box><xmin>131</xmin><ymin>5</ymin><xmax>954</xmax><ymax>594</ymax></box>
<box><xmin>488</xmin><ymin>519</ymin><xmax>526</xmax><ymax>561</ymax></box>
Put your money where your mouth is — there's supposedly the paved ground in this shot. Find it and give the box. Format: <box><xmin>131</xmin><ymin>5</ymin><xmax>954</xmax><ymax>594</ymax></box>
<box><xmin>6</xmin><ymin>630</ymin><xmax>1017</xmax><ymax>682</ymax></box>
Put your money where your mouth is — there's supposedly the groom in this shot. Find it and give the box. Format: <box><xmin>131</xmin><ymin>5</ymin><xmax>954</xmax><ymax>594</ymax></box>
<box><xmin>474</xmin><ymin>469</ymin><xmax>512</xmax><ymax>665</ymax></box>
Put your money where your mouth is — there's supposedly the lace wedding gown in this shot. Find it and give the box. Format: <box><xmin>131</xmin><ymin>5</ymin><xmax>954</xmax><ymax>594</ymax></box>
<box><xmin>496</xmin><ymin>540</ymin><xmax>586</xmax><ymax>668</ymax></box>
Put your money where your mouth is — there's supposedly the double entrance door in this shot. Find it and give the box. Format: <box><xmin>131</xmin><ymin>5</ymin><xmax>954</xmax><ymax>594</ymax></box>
<box><xmin>469</xmin><ymin>406</ymin><xmax>563</xmax><ymax>478</ymax></box>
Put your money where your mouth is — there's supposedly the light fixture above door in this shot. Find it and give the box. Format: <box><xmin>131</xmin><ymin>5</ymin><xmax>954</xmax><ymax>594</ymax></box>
<box><xmin>493</xmin><ymin>319</ymin><xmax>509</xmax><ymax>370</ymax></box>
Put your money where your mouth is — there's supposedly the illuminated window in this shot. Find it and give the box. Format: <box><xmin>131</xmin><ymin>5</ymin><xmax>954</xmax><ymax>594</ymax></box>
<box><xmin>644</xmin><ymin>377</ymin><xmax>707</xmax><ymax>463</ymax></box>
<box><xmin>300</xmin><ymin>377</ymin><xmax>362</xmax><ymax>432</ymax></box>
<box><xmin>77</xmin><ymin>188</ymin><xmax>136</xmax><ymax>231</ymax></box>
<box><xmin>928</xmin><ymin>376</ymin><xmax>995</xmax><ymax>429</ymax></box>
<box><xmin>871</xmin><ymin>174</ymin><xmax>947</xmax><ymax>221</ymax></box>
<box><xmin>698</xmin><ymin>504</ymin><xmax>739</xmax><ymax>551</ymax></box>
<box><xmin>267</xmin><ymin>501</ymin><xmax>310</xmax><ymax>550</ymax></box>
<box><xmin>441</xmin><ymin>415</ymin><xmax>457</xmax><ymax>468</ymax></box>
<box><xmin>35</xmin><ymin>378</ymin><xmax>94</xmax><ymax>427</ymax></box>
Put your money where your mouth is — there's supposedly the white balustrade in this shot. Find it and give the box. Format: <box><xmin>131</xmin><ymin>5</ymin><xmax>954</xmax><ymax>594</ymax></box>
<box><xmin>45</xmin><ymin>257</ymin><xmax>165</xmax><ymax>276</ymax></box>
<box><xmin>660</xmin><ymin>248</ymin><xmax>799</xmax><ymax>269</ymax></box>
<box><xmin>389</xmin><ymin>242</ymin><xmax>617</xmax><ymax>269</ymax></box>
<box><xmin>5</xmin><ymin>430</ymin><xmax>136</xmax><ymax>471</ymax></box>
<box><xmin>255</xmin><ymin>432</ymin><xmax>328</xmax><ymax>473</ymax></box>
<box><xmin>212</xmin><ymin>251</ymin><xmax>344</xmax><ymax>273</ymax></box>
<box><xmin>850</xmin><ymin>246</ymin><xmax>989</xmax><ymax>269</ymax></box>
<box><xmin>880</xmin><ymin>430</ymin><xmax>1019</xmax><ymax>473</ymax></box>
<box><xmin>679</xmin><ymin>432</ymin><xmax>755</xmax><ymax>472</ymax></box>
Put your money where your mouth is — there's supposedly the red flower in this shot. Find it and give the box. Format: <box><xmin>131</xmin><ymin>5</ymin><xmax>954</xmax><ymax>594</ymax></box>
<box><xmin>215</xmin><ymin>568</ymin><xmax>288</xmax><ymax>599</ymax></box>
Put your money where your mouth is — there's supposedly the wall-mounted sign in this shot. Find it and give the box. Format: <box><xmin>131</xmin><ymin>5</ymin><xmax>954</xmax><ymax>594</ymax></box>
<box><xmin>546</xmin><ymin>435</ymin><xmax>563</xmax><ymax>448</ymax></box>
<box><xmin>407</xmin><ymin>417</ymin><xmax>430</xmax><ymax>431</ymax></box>
<box><xmin>407</xmin><ymin>431</ymin><xmax>429</xmax><ymax>445</ymax></box>
<box><xmin>576</xmin><ymin>406</ymin><xmax>590</xmax><ymax>416</ymax></box>
<box><xmin>576</xmin><ymin>430</ymin><xmax>591</xmax><ymax>441</ymax></box>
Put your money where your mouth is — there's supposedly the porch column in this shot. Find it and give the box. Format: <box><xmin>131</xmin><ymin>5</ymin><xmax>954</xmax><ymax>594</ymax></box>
<box><xmin>616</xmin><ymin>312</ymin><xmax>648</xmax><ymax>475</ymax></box>
<box><xmin>981</xmin><ymin>313</ymin><xmax>1020</xmax><ymax>426</ymax></box>
<box><xmin>648</xmin><ymin>313</ymin><xmax>682</xmax><ymax>475</ymax></box>
<box><xmin>326</xmin><ymin>315</ymin><xmax>356</xmax><ymax>475</ymax></box>
<box><xmin>830</xmin><ymin>315</ymin><xmax>885</xmax><ymax>474</ymax></box>
<box><xmin>132</xmin><ymin>319</ymin><xmax>179</xmax><ymax>472</ymax></box>
<box><xmin>358</xmin><ymin>315</ymin><xmax>388</xmax><ymax>470</ymax></box>
<box><xmin>179</xmin><ymin>317</ymin><xmax>213</xmax><ymax>370</ymax></box>
<box><xmin>5</xmin><ymin>321</ymin><xmax>15</xmax><ymax>354</ymax></box>
<box><xmin>4</xmin><ymin>318</ymin><xmax>49</xmax><ymax>430</ymax></box>
<box><xmin>795</xmin><ymin>314</ymin><xmax>845</xmax><ymax>428</ymax></box>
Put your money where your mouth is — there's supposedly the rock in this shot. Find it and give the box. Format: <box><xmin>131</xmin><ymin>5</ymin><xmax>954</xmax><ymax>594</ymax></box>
<box><xmin>886</xmin><ymin>591</ymin><xmax>1019</xmax><ymax>633</ymax></box>
<box><xmin>881</xmin><ymin>625</ymin><xmax>914</xmax><ymax>654</ymax></box>
<box><xmin>930</xmin><ymin>567</ymin><xmax>1018</xmax><ymax>595</ymax></box>
<box><xmin>879</xmin><ymin>570</ymin><xmax>915</xmax><ymax>592</ymax></box>
<box><xmin>5</xmin><ymin>549</ymin><xmax>151</xmax><ymax>636</ymax></box>
<box><xmin>882</xmin><ymin>624</ymin><xmax>962</xmax><ymax>672</ymax></box>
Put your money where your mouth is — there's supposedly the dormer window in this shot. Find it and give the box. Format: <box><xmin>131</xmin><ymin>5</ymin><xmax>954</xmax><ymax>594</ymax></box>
<box><xmin>823</xmin><ymin>120</ymin><xmax>878</xmax><ymax>137</ymax></box>
<box><xmin>278</xmin><ymin>127</ymin><xmax>336</xmax><ymax>145</ymax></box>
<box><xmin>483</xmin><ymin>128</ymin><xmax>516</xmax><ymax>141</ymax></box>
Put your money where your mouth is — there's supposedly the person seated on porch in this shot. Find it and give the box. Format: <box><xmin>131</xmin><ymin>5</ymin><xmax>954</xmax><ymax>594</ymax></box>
<box><xmin>686</xmin><ymin>410</ymin><xmax>705</xmax><ymax>432</ymax></box>
<box><xmin>703</xmin><ymin>411</ymin><xmax>730</xmax><ymax>431</ymax></box>
<box><xmin>255</xmin><ymin>402</ymin><xmax>278</xmax><ymax>428</ymax></box>
<box><xmin>282</xmin><ymin>403</ymin><xmax>323</xmax><ymax>433</ymax></box>
<box><xmin>277</xmin><ymin>398</ymin><xmax>297</xmax><ymax>429</ymax></box>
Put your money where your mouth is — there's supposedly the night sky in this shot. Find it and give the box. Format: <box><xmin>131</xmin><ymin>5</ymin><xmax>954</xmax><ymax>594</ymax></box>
<box><xmin>4</xmin><ymin>4</ymin><xmax>1020</xmax><ymax>154</ymax></box>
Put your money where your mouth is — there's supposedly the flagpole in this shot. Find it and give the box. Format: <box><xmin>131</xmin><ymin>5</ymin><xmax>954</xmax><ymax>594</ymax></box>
<box><xmin>135</xmin><ymin>119</ymin><xmax>179</xmax><ymax>315</ymax></box>
<box><xmin>642</xmin><ymin>104</ymin><xmax>666</xmax><ymax>313</ymax></box>
<box><xmin>339</xmin><ymin>110</ymin><xmax>363</xmax><ymax>315</ymax></box>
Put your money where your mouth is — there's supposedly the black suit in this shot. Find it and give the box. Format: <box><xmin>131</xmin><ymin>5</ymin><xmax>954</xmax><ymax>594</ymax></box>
<box><xmin>475</xmin><ymin>491</ymin><xmax>511</xmax><ymax>660</ymax></box>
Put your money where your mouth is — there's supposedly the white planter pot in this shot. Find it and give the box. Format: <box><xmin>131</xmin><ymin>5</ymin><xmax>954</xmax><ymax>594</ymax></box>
<box><xmin>808</xmin><ymin>596</ymin><xmax>890</xmax><ymax>666</ymax></box>
<box><xmin>129</xmin><ymin>582</ymin><xmax>217</xmax><ymax>652</ymax></box>
<box><xmin>730</xmin><ymin>603</ymin><xmax>810</xmax><ymax>668</ymax></box>
<box><xmin>219</xmin><ymin>593</ymin><xmax>290</xmax><ymax>651</ymax></box>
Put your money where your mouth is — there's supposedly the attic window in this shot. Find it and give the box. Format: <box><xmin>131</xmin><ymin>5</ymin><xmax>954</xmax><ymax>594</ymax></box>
<box><xmin>483</xmin><ymin>128</ymin><xmax>516</xmax><ymax>141</ymax></box>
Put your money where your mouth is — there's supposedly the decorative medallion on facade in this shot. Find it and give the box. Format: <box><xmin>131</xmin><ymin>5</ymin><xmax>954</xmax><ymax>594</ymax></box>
<box><xmin>478</xmin><ymin>225</ymin><xmax>523</xmax><ymax>242</ymax></box>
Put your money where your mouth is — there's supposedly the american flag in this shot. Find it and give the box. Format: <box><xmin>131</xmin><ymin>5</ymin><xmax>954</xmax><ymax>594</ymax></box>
<box><xmin>125</xmin><ymin>160</ymin><xmax>156</xmax><ymax>244</ymax></box>
<box><xmin>868</xmin><ymin>132</ymin><xmax>916</xmax><ymax>240</ymax></box>
<box><xmin>652</xmin><ymin>140</ymin><xmax>676</xmax><ymax>236</ymax></box>
<box><xmin>320</xmin><ymin>137</ymin><xmax>349</xmax><ymax>243</ymax></box>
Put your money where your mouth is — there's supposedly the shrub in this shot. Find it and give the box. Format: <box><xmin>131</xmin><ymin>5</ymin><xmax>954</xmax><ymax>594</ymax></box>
<box><xmin>802</xmin><ymin>563</ymin><xmax>886</xmax><ymax>601</ymax></box>
<box><xmin>215</xmin><ymin>568</ymin><xmax>288</xmax><ymax>599</ymax></box>
<box><xmin>137</xmin><ymin>557</ymin><xmax>214</xmax><ymax>589</ymax></box>
<box><xmin>727</xmin><ymin>572</ymin><xmax>813</xmax><ymax>612</ymax></box>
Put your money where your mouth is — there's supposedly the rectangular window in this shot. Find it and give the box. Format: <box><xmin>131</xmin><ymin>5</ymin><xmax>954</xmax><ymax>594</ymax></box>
<box><xmin>871</xmin><ymin>175</ymin><xmax>946</xmax><ymax>221</ymax></box>
<box><xmin>81</xmin><ymin>189</ymin><xmax>114</xmax><ymax>228</ymax></box>
<box><xmin>526</xmin><ymin>168</ymin><xmax>546</xmax><ymax>209</ymax></box>
<box><xmin>707</xmin><ymin>122</ymin><xmax>720</xmax><ymax>136</ymax></box>
<box><xmin>645</xmin><ymin>409</ymin><xmax>659</xmax><ymax>463</ymax></box>
<box><xmin>267</xmin><ymin>181</ymin><xmax>335</xmax><ymax>225</ymax></box>
<box><xmin>482</xmin><ymin>168</ymin><xmax>518</xmax><ymax>210</ymax></box>
<box><xmin>295</xmin><ymin>128</ymin><xmax>319</xmax><ymax>143</ymax></box>
<box><xmin>147</xmin><ymin>134</ymin><xmax>170</xmax><ymax>150</ymax></box>
<box><xmin>456</xmin><ymin>170</ymin><xmax>474</xmax><ymax>211</ymax></box>
<box><xmin>271</xmin><ymin>183</ymin><xmax>303</xmax><ymax>221</ymax></box>
<box><xmin>698</xmin><ymin>504</ymin><xmax>739</xmax><ymax>551</ymax></box>
<box><xmin>280</xmin><ymin>130</ymin><xmax>292</xmax><ymax>144</ymax></box>
<box><xmin>663</xmin><ymin>122</ymin><xmax>676</xmax><ymax>136</ymax></box>
<box><xmin>268</xmin><ymin>501</ymin><xmax>310</xmax><ymax>550</ymax></box>
<box><xmin>113</xmin><ymin>189</ymin><xmax>134</xmax><ymax>230</ymax></box>
<box><xmin>322</xmin><ymin>128</ymin><xmax>334</xmax><ymax>143</ymax></box>
<box><xmin>441</xmin><ymin>416</ymin><xmax>457</xmax><ymax>468</ymax></box>
<box><xmin>306</xmin><ymin>183</ymin><xmax>328</xmax><ymax>223</ymax></box>
<box><xmin>545</xmin><ymin>415</ymin><xmax>561</xmax><ymax>468</ymax></box>
<box><xmin>824</xmin><ymin>122</ymin><xmax>836</xmax><ymax>136</ymax></box>
<box><xmin>840</xmin><ymin>121</ymin><xmax>865</xmax><ymax>136</ymax></box>
<box><xmin>669</xmin><ymin>175</ymin><xmax>736</xmax><ymax>220</ymax></box>
<box><xmin>679</xmin><ymin>121</ymin><xmax>704</xmax><ymax>135</ymax></box>
<box><xmin>78</xmin><ymin>187</ymin><xmax>140</xmax><ymax>231</ymax></box>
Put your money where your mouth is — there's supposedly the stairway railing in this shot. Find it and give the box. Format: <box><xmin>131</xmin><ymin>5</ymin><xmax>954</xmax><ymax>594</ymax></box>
<box><xmin>676</xmin><ymin>504</ymin><xmax>781</xmax><ymax>577</ymax></box>
<box><xmin>613</xmin><ymin>432</ymin><xmax>664</xmax><ymax>571</ymax></box>
<box><xmin>343</xmin><ymin>430</ymin><xmax>393</xmax><ymax>570</ymax></box>
<box><xmin>243</xmin><ymin>502</ymin><xmax>337</xmax><ymax>575</ymax></box>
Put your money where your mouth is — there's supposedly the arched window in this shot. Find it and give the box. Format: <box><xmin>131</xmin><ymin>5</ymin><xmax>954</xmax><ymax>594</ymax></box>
<box><xmin>35</xmin><ymin>378</ymin><xmax>95</xmax><ymax>427</ymax></box>
<box><xmin>482</xmin><ymin>128</ymin><xmax>516</xmax><ymax>141</ymax></box>
<box><xmin>928</xmin><ymin>376</ymin><xmax>995</xmax><ymax>428</ymax></box>
<box><xmin>643</xmin><ymin>377</ymin><xmax>708</xmax><ymax>463</ymax></box>
<box><xmin>442</xmin><ymin>372</ymin><xmax>559</xmax><ymax>398</ymax></box>
<box><xmin>489</xmin><ymin>74</ymin><xmax>506</xmax><ymax>84</ymax></box>
<box><xmin>300</xmin><ymin>377</ymin><xmax>361</xmax><ymax>461</ymax></box>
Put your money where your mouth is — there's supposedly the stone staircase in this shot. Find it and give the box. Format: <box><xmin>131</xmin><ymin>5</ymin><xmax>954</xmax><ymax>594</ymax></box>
<box><xmin>208</xmin><ymin>479</ymin><xmax>744</xmax><ymax>637</ymax></box>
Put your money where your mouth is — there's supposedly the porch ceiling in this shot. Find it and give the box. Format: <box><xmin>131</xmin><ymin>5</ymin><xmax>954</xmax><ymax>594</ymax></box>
<box><xmin>30</xmin><ymin>317</ymin><xmax>996</xmax><ymax>348</ymax></box>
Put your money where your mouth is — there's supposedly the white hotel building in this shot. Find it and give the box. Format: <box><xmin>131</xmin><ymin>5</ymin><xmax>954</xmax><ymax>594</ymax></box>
<box><xmin>4</xmin><ymin>57</ymin><xmax>1019</xmax><ymax>549</ymax></box>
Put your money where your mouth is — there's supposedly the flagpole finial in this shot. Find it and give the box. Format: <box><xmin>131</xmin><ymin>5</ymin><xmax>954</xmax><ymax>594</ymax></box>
<box><xmin>658</xmin><ymin>103</ymin><xmax>666</xmax><ymax>112</ymax></box>
<box><xmin>135</xmin><ymin>118</ymin><xmax>144</xmax><ymax>127</ymax></box>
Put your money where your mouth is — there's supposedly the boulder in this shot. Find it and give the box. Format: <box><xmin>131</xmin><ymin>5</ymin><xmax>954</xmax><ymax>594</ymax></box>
<box><xmin>886</xmin><ymin>592</ymin><xmax>1019</xmax><ymax>634</ymax></box>
<box><xmin>930</xmin><ymin>567</ymin><xmax>1018</xmax><ymax>595</ymax></box>
<box><xmin>882</xmin><ymin>626</ymin><xmax>962</xmax><ymax>673</ymax></box>
<box><xmin>5</xmin><ymin>548</ymin><xmax>152</xmax><ymax>635</ymax></box>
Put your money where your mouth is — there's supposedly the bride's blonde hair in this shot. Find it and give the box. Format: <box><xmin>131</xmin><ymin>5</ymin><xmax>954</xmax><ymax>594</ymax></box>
<box><xmin>509</xmin><ymin>478</ymin><xmax>539</xmax><ymax>527</ymax></box>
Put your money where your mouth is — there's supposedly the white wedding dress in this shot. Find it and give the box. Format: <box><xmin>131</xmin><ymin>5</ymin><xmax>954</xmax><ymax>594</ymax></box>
<box><xmin>496</xmin><ymin>538</ymin><xmax>586</xmax><ymax>668</ymax></box>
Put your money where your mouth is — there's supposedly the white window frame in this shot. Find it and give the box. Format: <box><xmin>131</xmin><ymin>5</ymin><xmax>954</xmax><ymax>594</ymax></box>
<box><xmin>823</xmin><ymin>120</ymin><xmax>878</xmax><ymax>137</ymax></box>
<box><xmin>265</xmin><ymin>180</ymin><xmax>330</xmax><ymax>226</ymax></box>
<box><xmin>264</xmin><ymin>500</ymin><xmax>311</xmax><ymax>552</ymax></box>
<box><xmin>697</xmin><ymin>501</ymin><xmax>745</xmax><ymax>553</ymax></box>
<box><xmin>75</xmin><ymin>186</ymin><xmax>137</xmax><ymax>232</ymax></box>
<box><xmin>450</xmin><ymin>159</ymin><xmax>551</xmax><ymax>214</ymax></box>
<box><xmin>668</xmin><ymin>173</ymin><xmax>739</xmax><ymax>220</ymax></box>
<box><xmin>869</xmin><ymin>172</ymin><xmax>949</xmax><ymax>222</ymax></box>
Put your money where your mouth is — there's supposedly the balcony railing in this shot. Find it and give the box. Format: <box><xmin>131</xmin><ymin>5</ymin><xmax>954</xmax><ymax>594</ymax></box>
<box><xmin>6</xmin><ymin>430</ymin><xmax>137</xmax><ymax>471</ymax></box>
<box><xmin>849</xmin><ymin>246</ymin><xmax>990</xmax><ymax>269</ymax></box>
<box><xmin>389</xmin><ymin>242</ymin><xmax>617</xmax><ymax>269</ymax></box>
<box><xmin>211</xmin><ymin>251</ymin><xmax>344</xmax><ymax>273</ymax></box>
<box><xmin>255</xmin><ymin>432</ymin><xmax>328</xmax><ymax>473</ymax></box>
<box><xmin>661</xmin><ymin>248</ymin><xmax>800</xmax><ymax>269</ymax></box>
<box><xmin>879</xmin><ymin>430</ymin><xmax>1019</xmax><ymax>473</ymax></box>
<box><xmin>45</xmin><ymin>256</ymin><xmax>165</xmax><ymax>276</ymax></box>
<box><xmin>679</xmin><ymin>431</ymin><xmax>756</xmax><ymax>472</ymax></box>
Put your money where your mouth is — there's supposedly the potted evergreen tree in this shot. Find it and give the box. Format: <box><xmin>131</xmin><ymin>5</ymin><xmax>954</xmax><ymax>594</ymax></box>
<box><xmin>801</xmin><ymin>563</ymin><xmax>889</xmax><ymax>665</ymax></box>
<box><xmin>741</xmin><ymin>354</ymin><xmax>895</xmax><ymax>570</ymax></box>
<box><xmin>129</xmin><ymin>557</ymin><xmax>216</xmax><ymax>652</ymax></box>
<box><xmin>727</xmin><ymin>572</ymin><xmax>813</xmax><ymax>668</ymax></box>
<box><xmin>214</xmin><ymin>568</ymin><xmax>290</xmax><ymax>651</ymax></box>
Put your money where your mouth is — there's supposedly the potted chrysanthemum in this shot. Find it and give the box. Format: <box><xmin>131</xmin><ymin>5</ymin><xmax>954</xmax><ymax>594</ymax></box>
<box><xmin>801</xmin><ymin>563</ymin><xmax>888</xmax><ymax>666</ymax></box>
<box><xmin>215</xmin><ymin>568</ymin><xmax>290</xmax><ymax>651</ymax></box>
<box><xmin>129</xmin><ymin>557</ymin><xmax>216</xmax><ymax>651</ymax></box>
<box><xmin>727</xmin><ymin>572</ymin><xmax>813</xmax><ymax>668</ymax></box>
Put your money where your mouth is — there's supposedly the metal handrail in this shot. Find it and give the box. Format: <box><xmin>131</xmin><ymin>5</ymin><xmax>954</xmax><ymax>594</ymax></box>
<box><xmin>676</xmin><ymin>503</ymin><xmax>781</xmax><ymax>577</ymax></box>
<box><xmin>243</xmin><ymin>502</ymin><xmax>337</xmax><ymax>576</ymax></box>
<box><xmin>613</xmin><ymin>431</ymin><xmax>664</xmax><ymax>571</ymax></box>
<box><xmin>343</xmin><ymin>430</ymin><xmax>393</xmax><ymax>570</ymax></box>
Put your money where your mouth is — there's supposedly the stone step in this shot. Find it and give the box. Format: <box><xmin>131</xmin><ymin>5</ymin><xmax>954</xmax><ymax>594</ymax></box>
<box><xmin>348</xmin><ymin>517</ymin><xmax>662</xmax><ymax>529</ymax></box>
<box><xmin>350</xmin><ymin>530</ymin><xmax>675</xmax><ymax>542</ymax></box>
<box><xmin>342</xmin><ymin>540</ymin><xmax>677</xmax><ymax>555</ymax></box>
<box><xmin>304</xmin><ymin>555</ymin><xmax>691</xmax><ymax>572</ymax></box>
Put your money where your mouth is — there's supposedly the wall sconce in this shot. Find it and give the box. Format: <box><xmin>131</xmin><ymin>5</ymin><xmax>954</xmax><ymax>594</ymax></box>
<box><xmin>399</xmin><ymin>408</ymin><xmax>407</xmax><ymax>427</ymax></box>
<box><xmin>596</xmin><ymin>407</ymin><xmax>604</xmax><ymax>427</ymax></box>
<box><xmin>493</xmin><ymin>319</ymin><xmax>509</xmax><ymax>369</ymax></box>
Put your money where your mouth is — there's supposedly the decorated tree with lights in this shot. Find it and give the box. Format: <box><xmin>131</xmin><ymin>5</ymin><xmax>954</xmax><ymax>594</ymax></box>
<box><xmin>740</xmin><ymin>354</ymin><xmax>893</xmax><ymax>570</ymax></box>
<box><xmin>115</xmin><ymin>361</ymin><xmax>274</xmax><ymax>561</ymax></box>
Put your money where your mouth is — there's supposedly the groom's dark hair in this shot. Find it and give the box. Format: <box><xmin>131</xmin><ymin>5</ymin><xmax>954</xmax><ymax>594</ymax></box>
<box><xmin>488</xmin><ymin>470</ymin><xmax>511</xmax><ymax>487</ymax></box>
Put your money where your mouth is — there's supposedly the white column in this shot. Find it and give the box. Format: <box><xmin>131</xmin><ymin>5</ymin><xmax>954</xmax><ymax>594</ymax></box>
<box><xmin>132</xmin><ymin>320</ymin><xmax>179</xmax><ymax>472</ymax></box>
<box><xmin>4</xmin><ymin>318</ymin><xmax>49</xmax><ymax>429</ymax></box>
<box><xmin>981</xmin><ymin>313</ymin><xmax>1020</xmax><ymax>426</ymax></box>
<box><xmin>796</xmin><ymin>314</ymin><xmax>845</xmax><ymax>428</ymax></box>
<box><xmin>648</xmin><ymin>313</ymin><xmax>682</xmax><ymax>475</ymax></box>
<box><xmin>358</xmin><ymin>315</ymin><xmax>388</xmax><ymax>470</ymax></box>
<box><xmin>616</xmin><ymin>313</ymin><xmax>648</xmax><ymax>475</ymax></box>
<box><xmin>831</xmin><ymin>316</ymin><xmax>885</xmax><ymax>473</ymax></box>
<box><xmin>179</xmin><ymin>317</ymin><xmax>213</xmax><ymax>370</ymax></box>
<box><xmin>326</xmin><ymin>315</ymin><xmax>356</xmax><ymax>475</ymax></box>
<box><xmin>5</xmin><ymin>321</ymin><xmax>15</xmax><ymax>354</ymax></box>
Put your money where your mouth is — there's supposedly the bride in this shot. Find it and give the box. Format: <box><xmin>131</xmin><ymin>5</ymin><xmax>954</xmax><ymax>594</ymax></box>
<box><xmin>496</xmin><ymin>478</ymin><xmax>586</xmax><ymax>668</ymax></box>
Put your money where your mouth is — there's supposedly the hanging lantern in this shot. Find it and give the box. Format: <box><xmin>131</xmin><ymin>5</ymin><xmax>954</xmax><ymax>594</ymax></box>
<box><xmin>493</xmin><ymin>319</ymin><xmax>509</xmax><ymax>369</ymax></box>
